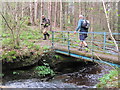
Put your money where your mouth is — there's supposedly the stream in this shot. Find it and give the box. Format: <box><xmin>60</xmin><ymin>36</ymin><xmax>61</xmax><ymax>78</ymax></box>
<box><xmin>2</xmin><ymin>54</ymin><xmax>113</xmax><ymax>88</ymax></box>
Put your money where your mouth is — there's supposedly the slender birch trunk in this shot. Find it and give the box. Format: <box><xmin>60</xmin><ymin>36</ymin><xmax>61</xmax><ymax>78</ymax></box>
<box><xmin>30</xmin><ymin>2</ymin><xmax>35</xmax><ymax>25</ymax></box>
<box><xmin>34</xmin><ymin>0</ymin><xmax>38</xmax><ymax>24</ymax></box>
<box><xmin>102</xmin><ymin>0</ymin><xmax>118</xmax><ymax>51</ymax></box>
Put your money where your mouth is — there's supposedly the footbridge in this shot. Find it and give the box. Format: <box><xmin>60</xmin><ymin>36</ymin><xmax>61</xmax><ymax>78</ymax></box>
<box><xmin>51</xmin><ymin>31</ymin><xmax>120</xmax><ymax>67</ymax></box>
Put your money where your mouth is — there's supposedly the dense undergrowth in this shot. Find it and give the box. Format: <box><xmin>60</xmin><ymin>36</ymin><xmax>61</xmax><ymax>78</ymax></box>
<box><xmin>2</xmin><ymin>25</ymin><xmax>44</xmax><ymax>62</ymax></box>
<box><xmin>1</xmin><ymin>22</ymin><xmax>54</xmax><ymax>78</ymax></box>
<box><xmin>96</xmin><ymin>68</ymin><xmax>120</xmax><ymax>88</ymax></box>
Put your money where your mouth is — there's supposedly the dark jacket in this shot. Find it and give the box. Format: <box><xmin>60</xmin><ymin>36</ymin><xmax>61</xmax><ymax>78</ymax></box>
<box><xmin>76</xmin><ymin>19</ymin><xmax>88</xmax><ymax>32</ymax></box>
<box><xmin>42</xmin><ymin>18</ymin><xmax>50</xmax><ymax>28</ymax></box>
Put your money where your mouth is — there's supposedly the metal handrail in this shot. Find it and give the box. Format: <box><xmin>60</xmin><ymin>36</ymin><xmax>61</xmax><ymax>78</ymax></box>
<box><xmin>52</xmin><ymin>31</ymin><xmax>120</xmax><ymax>35</ymax></box>
<box><xmin>51</xmin><ymin>31</ymin><xmax>119</xmax><ymax>55</ymax></box>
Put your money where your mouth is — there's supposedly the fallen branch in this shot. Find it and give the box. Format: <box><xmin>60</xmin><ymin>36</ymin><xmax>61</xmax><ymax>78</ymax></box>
<box><xmin>93</xmin><ymin>52</ymin><xmax>116</xmax><ymax>70</ymax></box>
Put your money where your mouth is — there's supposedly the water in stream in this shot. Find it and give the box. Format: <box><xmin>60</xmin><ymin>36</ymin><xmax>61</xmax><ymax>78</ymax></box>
<box><xmin>2</xmin><ymin>54</ymin><xmax>113</xmax><ymax>88</ymax></box>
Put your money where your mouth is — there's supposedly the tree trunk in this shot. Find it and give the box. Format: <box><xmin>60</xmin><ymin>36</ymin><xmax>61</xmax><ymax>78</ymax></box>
<box><xmin>74</xmin><ymin>2</ymin><xmax>79</xmax><ymax>28</ymax></box>
<box><xmin>57</xmin><ymin>2</ymin><xmax>60</xmax><ymax>27</ymax></box>
<box><xmin>62</xmin><ymin>2</ymin><xmax>65</xmax><ymax>30</ymax></box>
<box><xmin>54</xmin><ymin>1</ymin><xmax>57</xmax><ymax>27</ymax></box>
<box><xmin>34</xmin><ymin>0</ymin><xmax>38</xmax><ymax>25</ymax></box>
<box><xmin>40</xmin><ymin>1</ymin><xmax>43</xmax><ymax>31</ymax></box>
<box><xmin>49</xmin><ymin>2</ymin><xmax>52</xmax><ymax>31</ymax></box>
<box><xmin>15</xmin><ymin>2</ymin><xmax>18</xmax><ymax>22</ymax></box>
<box><xmin>60</xmin><ymin>1</ymin><xmax>63</xmax><ymax>31</ymax></box>
<box><xmin>22</xmin><ymin>2</ymin><xmax>24</xmax><ymax>17</ymax></box>
<box><xmin>64</xmin><ymin>2</ymin><xmax>68</xmax><ymax>30</ymax></box>
<box><xmin>48</xmin><ymin>2</ymin><xmax>52</xmax><ymax>31</ymax></box>
<box><xmin>30</xmin><ymin>2</ymin><xmax>35</xmax><ymax>25</ymax></box>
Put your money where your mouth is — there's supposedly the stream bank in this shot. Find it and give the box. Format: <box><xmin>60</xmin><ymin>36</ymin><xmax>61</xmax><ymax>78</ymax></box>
<box><xmin>2</xmin><ymin>52</ymin><xmax>114</xmax><ymax>88</ymax></box>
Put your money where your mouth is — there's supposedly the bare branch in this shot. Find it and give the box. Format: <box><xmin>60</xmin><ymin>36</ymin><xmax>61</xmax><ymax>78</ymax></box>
<box><xmin>1</xmin><ymin>13</ymin><xmax>14</xmax><ymax>34</ymax></box>
<box><xmin>1</xmin><ymin>12</ymin><xmax>15</xmax><ymax>44</ymax></box>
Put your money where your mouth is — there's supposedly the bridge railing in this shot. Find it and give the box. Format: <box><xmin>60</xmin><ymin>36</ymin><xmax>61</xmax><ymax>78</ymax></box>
<box><xmin>51</xmin><ymin>31</ymin><xmax>119</xmax><ymax>55</ymax></box>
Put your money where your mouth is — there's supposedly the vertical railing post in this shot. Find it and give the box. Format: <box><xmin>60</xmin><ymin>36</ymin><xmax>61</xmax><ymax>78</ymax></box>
<box><xmin>62</xmin><ymin>32</ymin><xmax>65</xmax><ymax>42</ymax></box>
<box><xmin>52</xmin><ymin>31</ymin><xmax>54</xmax><ymax>48</ymax></box>
<box><xmin>103</xmin><ymin>32</ymin><xmax>106</xmax><ymax>51</ymax></box>
<box><xmin>62</xmin><ymin>32</ymin><xmax>63</xmax><ymax>43</ymax></box>
<box><xmin>68</xmin><ymin>31</ymin><xmax>70</xmax><ymax>55</ymax></box>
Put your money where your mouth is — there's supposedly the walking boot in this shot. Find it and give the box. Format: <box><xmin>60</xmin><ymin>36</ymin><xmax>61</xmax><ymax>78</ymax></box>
<box><xmin>78</xmin><ymin>46</ymin><xmax>82</xmax><ymax>51</ymax></box>
<box><xmin>85</xmin><ymin>46</ymin><xmax>89</xmax><ymax>52</ymax></box>
<box><xmin>43</xmin><ymin>34</ymin><xmax>47</xmax><ymax>40</ymax></box>
<box><xmin>46</xmin><ymin>33</ymin><xmax>50</xmax><ymax>39</ymax></box>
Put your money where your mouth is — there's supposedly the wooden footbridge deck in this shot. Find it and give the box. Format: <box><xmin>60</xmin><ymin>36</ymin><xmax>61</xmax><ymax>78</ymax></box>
<box><xmin>51</xmin><ymin>31</ymin><xmax>120</xmax><ymax>67</ymax></box>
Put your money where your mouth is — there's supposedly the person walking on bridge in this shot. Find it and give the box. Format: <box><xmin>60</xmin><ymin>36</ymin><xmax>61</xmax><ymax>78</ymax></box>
<box><xmin>41</xmin><ymin>15</ymin><xmax>50</xmax><ymax>40</ymax></box>
<box><xmin>74</xmin><ymin>15</ymin><xmax>90</xmax><ymax>52</ymax></box>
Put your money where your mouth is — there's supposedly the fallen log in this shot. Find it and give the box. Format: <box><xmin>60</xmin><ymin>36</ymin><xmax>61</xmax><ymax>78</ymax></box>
<box><xmin>53</xmin><ymin>45</ymin><xmax>119</xmax><ymax>65</ymax></box>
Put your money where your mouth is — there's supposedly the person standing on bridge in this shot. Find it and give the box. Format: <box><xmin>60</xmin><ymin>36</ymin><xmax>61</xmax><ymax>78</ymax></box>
<box><xmin>41</xmin><ymin>15</ymin><xmax>50</xmax><ymax>40</ymax></box>
<box><xmin>74</xmin><ymin>15</ymin><xmax>90</xmax><ymax>52</ymax></box>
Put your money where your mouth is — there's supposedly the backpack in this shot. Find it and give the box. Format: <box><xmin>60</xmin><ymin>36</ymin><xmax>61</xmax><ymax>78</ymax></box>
<box><xmin>46</xmin><ymin>19</ymin><xmax>50</xmax><ymax>26</ymax></box>
<box><xmin>81</xmin><ymin>20</ymin><xmax>90</xmax><ymax>29</ymax></box>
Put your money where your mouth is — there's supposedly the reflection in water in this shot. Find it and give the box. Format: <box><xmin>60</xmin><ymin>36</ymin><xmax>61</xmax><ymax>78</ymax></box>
<box><xmin>49</xmin><ymin>62</ymin><xmax>112</xmax><ymax>87</ymax></box>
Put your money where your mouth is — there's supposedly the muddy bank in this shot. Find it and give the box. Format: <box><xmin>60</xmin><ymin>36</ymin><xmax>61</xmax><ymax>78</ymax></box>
<box><xmin>2</xmin><ymin>49</ymin><xmax>55</xmax><ymax>71</ymax></box>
